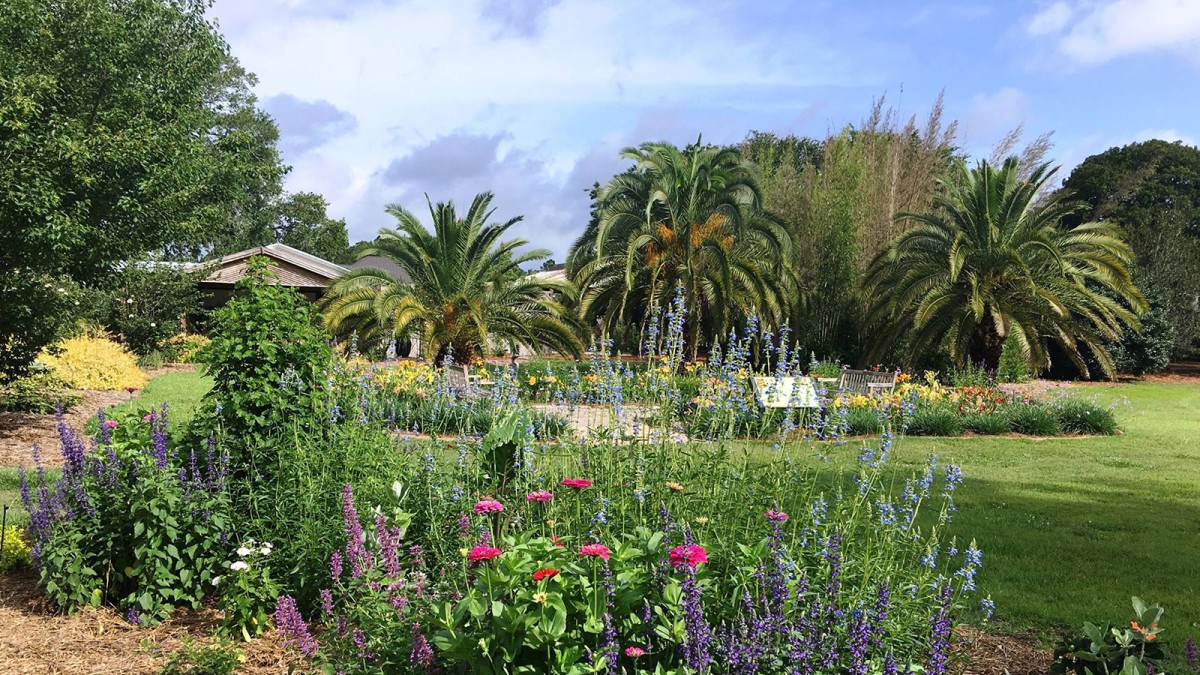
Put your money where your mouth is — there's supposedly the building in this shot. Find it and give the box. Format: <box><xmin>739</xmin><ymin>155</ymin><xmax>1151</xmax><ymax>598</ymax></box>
<box><xmin>196</xmin><ymin>243</ymin><xmax>348</xmax><ymax>311</ymax></box>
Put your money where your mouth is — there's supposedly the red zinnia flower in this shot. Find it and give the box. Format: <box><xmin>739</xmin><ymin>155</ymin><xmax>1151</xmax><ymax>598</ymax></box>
<box><xmin>580</xmin><ymin>543</ymin><xmax>610</xmax><ymax>561</ymax></box>
<box><xmin>467</xmin><ymin>546</ymin><xmax>502</xmax><ymax>563</ymax></box>
<box><xmin>551</xmin><ymin>535</ymin><xmax>564</xmax><ymax>548</ymax></box>
<box><xmin>533</xmin><ymin>568</ymin><xmax>559</xmax><ymax>582</ymax></box>
<box><xmin>669</xmin><ymin>544</ymin><xmax>708</xmax><ymax>568</ymax></box>
<box><xmin>561</xmin><ymin>478</ymin><xmax>593</xmax><ymax>489</ymax></box>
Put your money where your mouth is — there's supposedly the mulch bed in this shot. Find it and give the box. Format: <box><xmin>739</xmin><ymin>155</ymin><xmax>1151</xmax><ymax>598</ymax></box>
<box><xmin>955</xmin><ymin>625</ymin><xmax>1052</xmax><ymax>674</ymax></box>
<box><xmin>0</xmin><ymin>390</ymin><xmax>131</xmax><ymax>469</ymax></box>
<box><xmin>0</xmin><ymin>571</ymin><xmax>292</xmax><ymax>674</ymax></box>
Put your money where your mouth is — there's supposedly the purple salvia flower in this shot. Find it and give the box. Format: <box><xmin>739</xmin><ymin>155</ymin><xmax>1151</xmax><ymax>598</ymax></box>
<box><xmin>330</xmin><ymin>550</ymin><xmax>344</xmax><ymax>580</ymax></box>
<box><xmin>341</xmin><ymin>484</ymin><xmax>372</xmax><ymax>577</ymax></box>
<box><xmin>126</xmin><ymin>607</ymin><xmax>141</xmax><ymax>625</ymax></box>
<box><xmin>927</xmin><ymin>583</ymin><xmax>954</xmax><ymax>675</ymax></box>
<box><xmin>679</xmin><ymin>531</ymin><xmax>713</xmax><ymax>673</ymax></box>
<box><xmin>274</xmin><ymin>595</ymin><xmax>319</xmax><ymax>657</ymax></box>
<box><xmin>352</xmin><ymin>627</ymin><xmax>373</xmax><ymax>661</ymax></box>
<box><xmin>320</xmin><ymin>589</ymin><xmax>334</xmax><ymax>616</ymax></box>
<box><xmin>847</xmin><ymin>608</ymin><xmax>871</xmax><ymax>675</ymax></box>
<box><xmin>410</xmin><ymin>622</ymin><xmax>436</xmax><ymax>672</ymax></box>
<box><xmin>600</xmin><ymin>561</ymin><xmax>619</xmax><ymax>674</ymax></box>
<box><xmin>1184</xmin><ymin>636</ymin><xmax>1198</xmax><ymax>673</ymax></box>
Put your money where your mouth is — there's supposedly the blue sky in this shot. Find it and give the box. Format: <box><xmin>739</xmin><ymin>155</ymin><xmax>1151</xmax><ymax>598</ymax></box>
<box><xmin>210</xmin><ymin>0</ymin><xmax>1200</xmax><ymax>257</ymax></box>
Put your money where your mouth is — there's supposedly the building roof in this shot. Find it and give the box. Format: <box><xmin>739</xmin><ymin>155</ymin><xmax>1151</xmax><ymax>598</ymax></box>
<box><xmin>348</xmin><ymin>255</ymin><xmax>413</xmax><ymax>283</ymax></box>
<box><xmin>203</xmin><ymin>243</ymin><xmax>348</xmax><ymax>288</ymax></box>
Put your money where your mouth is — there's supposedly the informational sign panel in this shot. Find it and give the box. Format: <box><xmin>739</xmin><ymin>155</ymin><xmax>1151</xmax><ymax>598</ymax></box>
<box><xmin>751</xmin><ymin>376</ymin><xmax>820</xmax><ymax>408</ymax></box>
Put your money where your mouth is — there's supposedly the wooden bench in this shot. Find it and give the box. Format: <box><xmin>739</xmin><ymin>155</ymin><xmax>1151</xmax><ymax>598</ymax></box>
<box><xmin>836</xmin><ymin>369</ymin><xmax>898</xmax><ymax>395</ymax></box>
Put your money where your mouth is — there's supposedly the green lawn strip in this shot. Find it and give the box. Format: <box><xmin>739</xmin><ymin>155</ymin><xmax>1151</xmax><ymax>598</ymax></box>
<box><xmin>96</xmin><ymin>370</ymin><xmax>213</xmax><ymax>430</ymax></box>
<box><xmin>744</xmin><ymin>381</ymin><xmax>1200</xmax><ymax>649</ymax></box>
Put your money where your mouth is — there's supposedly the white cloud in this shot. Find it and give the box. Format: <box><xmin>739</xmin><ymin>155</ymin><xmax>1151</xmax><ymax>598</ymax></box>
<box><xmin>1025</xmin><ymin>0</ymin><xmax>1200</xmax><ymax>66</ymax></box>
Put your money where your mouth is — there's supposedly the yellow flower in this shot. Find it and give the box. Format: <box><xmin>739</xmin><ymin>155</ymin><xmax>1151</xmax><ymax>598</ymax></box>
<box><xmin>665</xmin><ymin>481</ymin><xmax>684</xmax><ymax>492</ymax></box>
<box><xmin>694</xmin><ymin>517</ymin><xmax>709</xmax><ymax>525</ymax></box>
<box><xmin>528</xmin><ymin>376</ymin><xmax>537</xmax><ymax>386</ymax></box>
<box><xmin>460</xmin><ymin>547</ymin><xmax>470</xmax><ymax>557</ymax></box>
<box><xmin>533</xmin><ymin>592</ymin><xmax>548</xmax><ymax>604</ymax></box>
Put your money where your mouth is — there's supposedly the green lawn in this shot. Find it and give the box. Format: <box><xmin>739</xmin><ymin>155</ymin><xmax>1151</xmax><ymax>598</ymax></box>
<box><xmin>792</xmin><ymin>382</ymin><xmax>1200</xmax><ymax>641</ymax></box>
<box><xmin>98</xmin><ymin>369</ymin><xmax>213</xmax><ymax>429</ymax></box>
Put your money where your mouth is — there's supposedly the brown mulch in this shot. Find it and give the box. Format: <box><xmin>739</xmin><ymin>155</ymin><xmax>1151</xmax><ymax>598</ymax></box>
<box><xmin>955</xmin><ymin>625</ymin><xmax>1052</xmax><ymax>674</ymax></box>
<box><xmin>0</xmin><ymin>390</ymin><xmax>131</xmax><ymax>469</ymax></box>
<box><xmin>0</xmin><ymin>571</ymin><xmax>292</xmax><ymax>674</ymax></box>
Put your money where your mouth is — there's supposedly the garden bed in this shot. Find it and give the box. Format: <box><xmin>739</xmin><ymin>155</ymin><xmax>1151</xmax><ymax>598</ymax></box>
<box><xmin>0</xmin><ymin>570</ymin><xmax>291</xmax><ymax>674</ymax></box>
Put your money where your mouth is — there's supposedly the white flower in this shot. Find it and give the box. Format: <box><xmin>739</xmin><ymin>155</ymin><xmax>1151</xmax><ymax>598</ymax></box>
<box><xmin>126</xmin><ymin>298</ymin><xmax>134</xmax><ymax>304</ymax></box>
<box><xmin>260</xmin><ymin>546</ymin><xmax>272</xmax><ymax>556</ymax></box>
<box><xmin>392</xmin><ymin>481</ymin><xmax>403</xmax><ymax>499</ymax></box>
<box><xmin>236</xmin><ymin>547</ymin><xmax>252</xmax><ymax>557</ymax></box>
<box><xmin>230</xmin><ymin>561</ymin><xmax>248</xmax><ymax>572</ymax></box>
<box><xmin>212</xmin><ymin>576</ymin><xmax>223</xmax><ymax>586</ymax></box>
<box><xmin>149</xmin><ymin>322</ymin><xmax>156</xmax><ymax>327</ymax></box>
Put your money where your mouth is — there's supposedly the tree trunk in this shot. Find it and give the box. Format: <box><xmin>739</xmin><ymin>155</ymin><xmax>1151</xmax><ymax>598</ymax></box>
<box><xmin>968</xmin><ymin>313</ymin><xmax>1005</xmax><ymax>372</ymax></box>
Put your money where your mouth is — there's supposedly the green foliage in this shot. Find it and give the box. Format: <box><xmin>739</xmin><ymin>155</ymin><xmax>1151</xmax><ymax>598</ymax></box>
<box><xmin>907</xmin><ymin>406</ymin><xmax>965</xmax><ymax>437</ymax></box>
<box><xmin>216</xmin><ymin>541</ymin><xmax>281</xmax><ymax>641</ymax></box>
<box><xmin>22</xmin><ymin>409</ymin><xmax>230</xmax><ymax>622</ymax></box>
<box><xmin>0</xmin><ymin>371</ymin><xmax>81</xmax><ymax>414</ymax></box>
<box><xmin>997</xmin><ymin>334</ymin><xmax>1032</xmax><ymax>383</ymax></box>
<box><xmin>0</xmin><ymin>0</ymin><xmax>285</xmax><ymax>376</ymax></box>
<box><xmin>845</xmin><ymin>406</ymin><xmax>884</xmax><ymax>435</ymax></box>
<box><xmin>864</xmin><ymin>157</ymin><xmax>1146</xmax><ymax>378</ymax></box>
<box><xmin>154</xmin><ymin>637</ymin><xmax>243</xmax><ymax>675</ymax></box>
<box><xmin>94</xmin><ymin>371</ymin><xmax>213</xmax><ymax>435</ymax></box>
<box><xmin>276</xmin><ymin>192</ymin><xmax>351</xmax><ymax>263</ymax></box>
<box><xmin>947</xmin><ymin>363</ymin><xmax>993</xmax><ymax>388</ymax></box>
<box><xmin>94</xmin><ymin>263</ymin><xmax>207</xmax><ymax>356</ymax></box>
<box><xmin>196</xmin><ymin>257</ymin><xmax>332</xmax><ymax>455</ymax></box>
<box><xmin>1051</xmin><ymin>597</ymin><xmax>1166</xmax><ymax>675</ymax></box>
<box><xmin>962</xmin><ymin>412</ymin><xmax>1010</xmax><ymax>436</ymax></box>
<box><xmin>1063</xmin><ymin>140</ymin><xmax>1200</xmax><ymax>356</ymax></box>
<box><xmin>568</xmin><ymin>138</ymin><xmax>792</xmax><ymax>358</ymax></box>
<box><xmin>1052</xmin><ymin>399</ymin><xmax>1119</xmax><ymax>436</ymax></box>
<box><xmin>1004</xmin><ymin>403</ymin><xmax>1063</xmax><ymax>436</ymax></box>
<box><xmin>1111</xmin><ymin>279</ymin><xmax>1176</xmax><ymax>376</ymax></box>
<box><xmin>322</xmin><ymin>192</ymin><xmax>583</xmax><ymax>363</ymax></box>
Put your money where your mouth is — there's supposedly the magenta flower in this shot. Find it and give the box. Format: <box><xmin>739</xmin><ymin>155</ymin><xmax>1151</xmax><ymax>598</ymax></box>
<box><xmin>625</xmin><ymin>646</ymin><xmax>646</xmax><ymax>658</ymax></box>
<box><xmin>468</xmin><ymin>546</ymin><xmax>503</xmax><ymax>563</ymax></box>
<box><xmin>580</xmin><ymin>543</ymin><xmax>611</xmax><ymax>561</ymax></box>
<box><xmin>764</xmin><ymin>509</ymin><xmax>789</xmax><ymax>523</ymax></box>
<box><xmin>526</xmin><ymin>490</ymin><xmax>554</xmax><ymax>502</ymax></box>
<box><xmin>102</xmin><ymin>420</ymin><xmax>119</xmax><ymax>430</ymax></box>
<box><xmin>473</xmin><ymin>499</ymin><xmax>504</xmax><ymax>514</ymax></box>
<box><xmin>669</xmin><ymin>544</ymin><xmax>708</xmax><ymax>568</ymax></box>
<box><xmin>561</xmin><ymin>478</ymin><xmax>593</xmax><ymax>489</ymax></box>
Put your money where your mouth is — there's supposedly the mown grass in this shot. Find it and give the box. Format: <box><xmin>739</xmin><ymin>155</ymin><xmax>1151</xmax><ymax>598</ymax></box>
<box><xmin>747</xmin><ymin>382</ymin><xmax>1200</xmax><ymax>645</ymax></box>
<box><xmin>96</xmin><ymin>370</ymin><xmax>213</xmax><ymax>429</ymax></box>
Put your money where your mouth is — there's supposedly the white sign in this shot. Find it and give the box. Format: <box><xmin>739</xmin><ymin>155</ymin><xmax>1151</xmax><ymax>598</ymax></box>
<box><xmin>751</xmin><ymin>376</ymin><xmax>820</xmax><ymax>409</ymax></box>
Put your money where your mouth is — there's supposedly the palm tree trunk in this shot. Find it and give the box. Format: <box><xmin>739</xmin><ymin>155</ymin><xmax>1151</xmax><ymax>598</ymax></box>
<box><xmin>969</xmin><ymin>313</ymin><xmax>1005</xmax><ymax>372</ymax></box>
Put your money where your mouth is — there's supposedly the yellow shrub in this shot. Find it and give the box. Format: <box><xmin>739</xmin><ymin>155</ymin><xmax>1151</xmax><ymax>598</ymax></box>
<box><xmin>0</xmin><ymin>525</ymin><xmax>32</xmax><ymax>571</ymax></box>
<box><xmin>39</xmin><ymin>333</ymin><xmax>149</xmax><ymax>390</ymax></box>
<box><xmin>165</xmin><ymin>333</ymin><xmax>210</xmax><ymax>363</ymax></box>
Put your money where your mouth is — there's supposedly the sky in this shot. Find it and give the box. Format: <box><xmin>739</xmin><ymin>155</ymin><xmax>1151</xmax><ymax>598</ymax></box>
<box><xmin>209</xmin><ymin>0</ymin><xmax>1200</xmax><ymax>258</ymax></box>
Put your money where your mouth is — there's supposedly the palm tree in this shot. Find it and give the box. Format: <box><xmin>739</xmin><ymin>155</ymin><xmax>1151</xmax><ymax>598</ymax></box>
<box><xmin>862</xmin><ymin>157</ymin><xmax>1146</xmax><ymax>378</ymax></box>
<box><xmin>567</xmin><ymin>138</ymin><xmax>792</xmax><ymax>360</ymax></box>
<box><xmin>321</xmin><ymin>192</ymin><xmax>583</xmax><ymax>363</ymax></box>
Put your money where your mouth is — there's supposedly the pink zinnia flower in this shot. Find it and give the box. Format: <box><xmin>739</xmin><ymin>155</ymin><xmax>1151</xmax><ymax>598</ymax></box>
<box><xmin>142</xmin><ymin>413</ymin><xmax>155</xmax><ymax>422</ymax></box>
<box><xmin>561</xmin><ymin>478</ymin><xmax>592</xmax><ymax>489</ymax></box>
<box><xmin>103</xmin><ymin>420</ymin><xmax>119</xmax><ymax>429</ymax></box>
<box><xmin>625</xmin><ymin>646</ymin><xmax>646</xmax><ymax>658</ymax></box>
<box><xmin>580</xmin><ymin>543</ymin><xmax>611</xmax><ymax>561</ymax></box>
<box><xmin>473</xmin><ymin>499</ymin><xmax>504</xmax><ymax>514</ymax></box>
<box><xmin>764</xmin><ymin>509</ymin><xmax>789</xmax><ymax>523</ymax></box>
<box><xmin>669</xmin><ymin>544</ymin><xmax>708</xmax><ymax>568</ymax></box>
<box><xmin>526</xmin><ymin>490</ymin><xmax>554</xmax><ymax>502</ymax></box>
<box><xmin>467</xmin><ymin>546</ymin><xmax>502</xmax><ymax>563</ymax></box>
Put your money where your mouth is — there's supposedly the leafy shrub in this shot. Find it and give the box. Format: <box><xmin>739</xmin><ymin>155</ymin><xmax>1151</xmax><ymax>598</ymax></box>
<box><xmin>195</xmin><ymin>257</ymin><xmax>331</xmax><ymax>459</ymax></box>
<box><xmin>1112</xmin><ymin>299</ymin><xmax>1175</xmax><ymax>376</ymax></box>
<box><xmin>997</xmin><ymin>335</ymin><xmax>1031</xmax><ymax>383</ymax></box>
<box><xmin>907</xmin><ymin>406</ymin><xmax>964</xmax><ymax>436</ymax></box>
<box><xmin>1005</xmin><ymin>403</ymin><xmax>1063</xmax><ymax>436</ymax></box>
<box><xmin>1051</xmin><ymin>597</ymin><xmax>1166</xmax><ymax>675</ymax></box>
<box><xmin>1052</xmin><ymin>398</ymin><xmax>1119</xmax><ymax>435</ymax></box>
<box><xmin>20</xmin><ymin>410</ymin><xmax>230</xmax><ymax>622</ymax></box>
<box><xmin>215</xmin><ymin>540</ymin><xmax>280</xmax><ymax>641</ymax></box>
<box><xmin>0</xmin><ymin>371</ymin><xmax>81</xmax><ymax>413</ymax></box>
<box><xmin>94</xmin><ymin>262</ymin><xmax>206</xmax><ymax>356</ymax></box>
<box><xmin>948</xmin><ymin>363</ymin><xmax>992</xmax><ymax>388</ymax></box>
<box><xmin>1</xmin><ymin>271</ymin><xmax>84</xmax><ymax>380</ymax></box>
<box><xmin>154</xmin><ymin>637</ymin><xmax>243</xmax><ymax>675</ymax></box>
<box><xmin>0</xmin><ymin>524</ymin><xmax>32</xmax><ymax>571</ymax></box>
<box><xmin>163</xmin><ymin>334</ymin><xmax>210</xmax><ymax>364</ymax></box>
<box><xmin>962</xmin><ymin>412</ymin><xmax>1010</xmax><ymax>436</ymax></box>
<box><xmin>845</xmin><ymin>405</ymin><xmax>883</xmax><ymax>435</ymax></box>
<box><xmin>38</xmin><ymin>331</ymin><xmax>149</xmax><ymax>390</ymax></box>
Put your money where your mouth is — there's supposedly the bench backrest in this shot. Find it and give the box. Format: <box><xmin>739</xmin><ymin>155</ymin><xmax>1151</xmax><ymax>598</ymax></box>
<box><xmin>837</xmin><ymin>369</ymin><xmax>897</xmax><ymax>395</ymax></box>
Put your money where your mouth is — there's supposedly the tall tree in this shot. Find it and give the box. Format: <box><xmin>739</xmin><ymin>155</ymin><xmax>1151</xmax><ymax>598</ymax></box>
<box><xmin>0</xmin><ymin>0</ymin><xmax>285</xmax><ymax>376</ymax></box>
<box><xmin>1062</xmin><ymin>139</ymin><xmax>1200</xmax><ymax>356</ymax></box>
<box><xmin>321</xmin><ymin>193</ymin><xmax>583</xmax><ymax>363</ymax></box>
<box><xmin>276</xmin><ymin>192</ymin><xmax>351</xmax><ymax>263</ymax></box>
<box><xmin>568</xmin><ymin>138</ymin><xmax>791</xmax><ymax>359</ymax></box>
<box><xmin>863</xmin><ymin>158</ymin><xmax>1146</xmax><ymax>377</ymax></box>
